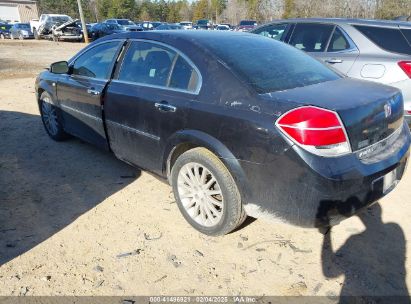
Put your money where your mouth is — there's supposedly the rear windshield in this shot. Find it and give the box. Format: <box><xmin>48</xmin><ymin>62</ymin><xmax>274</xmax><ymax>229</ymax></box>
<box><xmin>240</xmin><ymin>20</ymin><xmax>256</xmax><ymax>26</ymax></box>
<box><xmin>206</xmin><ymin>35</ymin><xmax>340</xmax><ymax>93</ymax></box>
<box><xmin>353</xmin><ymin>25</ymin><xmax>411</xmax><ymax>55</ymax></box>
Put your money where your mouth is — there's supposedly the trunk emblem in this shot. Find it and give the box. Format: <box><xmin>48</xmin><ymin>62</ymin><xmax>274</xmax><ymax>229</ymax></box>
<box><xmin>384</xmin><ymin>103</ymin><xmax>392</xmax><ymax>118</ymax></box>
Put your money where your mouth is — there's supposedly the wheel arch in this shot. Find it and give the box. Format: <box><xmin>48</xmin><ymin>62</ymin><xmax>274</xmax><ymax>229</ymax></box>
<box><xmin>163</xmin><ymin>129</ymin><xmax>252</xmax><ymax>203</ymax></box>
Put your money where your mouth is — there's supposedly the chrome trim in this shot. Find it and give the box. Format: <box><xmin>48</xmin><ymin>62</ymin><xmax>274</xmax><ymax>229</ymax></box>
<box><xmin>106</xmin><ymin>119</ymin><xmax>160</xmax><ymax>141</ymax></box>
<box><xmin>111</xmin><ymin>79</ymin><xmax>198</xmax><ymax>95</ymax></box>
<box><xmin>60</xmin><ymin>104</ymin><xmax>102</xmax><ymax>122</ymax></box>
<box><xmin>356</xmin><ymin>124</ymin><xmax>403</xmax><ymax>159</ymax></box>
<box><xmin>116</xmin><ymin>38</ymin><xmax>203</xmax><ymax>95</ymax></box>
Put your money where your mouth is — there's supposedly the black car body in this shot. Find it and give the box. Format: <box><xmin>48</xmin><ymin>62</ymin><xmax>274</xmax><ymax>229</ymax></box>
<box><xmin>0</xmin><ymin>23</ymin><xmax>11</xmax><ymax>39</ymax></box>
<box><xmin>35</xmin><ymin>31</ymin><xmax>410</xmax><ymax>234</ymax></box>
<box><xmin>89</xmin><ymin>23</ymin><xmax>126</xmax><ymax>40</ymax></box>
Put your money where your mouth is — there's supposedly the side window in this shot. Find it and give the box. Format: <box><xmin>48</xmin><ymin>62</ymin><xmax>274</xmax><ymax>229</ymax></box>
<box><xmin>289</xmin><ymin>23</ymin><xmax>334</xmax><ymax>52</ymax></box>
<box><xmin>169</xmin><ymin>56</ymin><xmax>199</xmax><ymax>92</ymax></box>
<box><xmin>254</xmin><ymin>23</ymin><xmax>288</xmax><ymax>41</ymax></box>
<box><xmin>354</xmin><ymin>25</ymin><xmax>411</xmax><ymax>55</ymax></box>
<box><xmin>72</xmin><ymin>41</ymin><xmax>121</xmax><ymax>79</ymax></box>
<box><xmin>327</xmin><ymin>27</ymin><xmax>351</xmax><ymax>52</ymax></box>
<box><xmin>119</xmin><ymin>41</ymin><xmax>176</xmax><ymax>87</ymax></box>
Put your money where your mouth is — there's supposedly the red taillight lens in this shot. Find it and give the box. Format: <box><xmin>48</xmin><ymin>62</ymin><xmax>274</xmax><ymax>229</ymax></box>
<box><xmin>276</xmin><ymin>106</ymin><xmax>351</xmax><ymax>157</ymax></box>
<box><xmin>398</xmin><ymin>61</ymin><xmax>411</xmax><ymax>78</ymax></box>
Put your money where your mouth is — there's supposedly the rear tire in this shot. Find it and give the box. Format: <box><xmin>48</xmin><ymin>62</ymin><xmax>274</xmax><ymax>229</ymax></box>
<box><xmin>171</xmin><ymin>147</ymin><xmax>246</xmax><ymax>236</ymax></box>
<box><xmin>39</xmin><ymin>91</ymin><xmax>69</xmax><ymax>141</ymax></box>
<box><xmin>0</xmin><ymin>33</ymin><xmax>5</xmax><ymax>40</ymax></box>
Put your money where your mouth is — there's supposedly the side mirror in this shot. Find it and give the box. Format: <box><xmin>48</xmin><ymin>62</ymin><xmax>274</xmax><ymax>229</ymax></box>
<box><xmin>50</xmin><ymin>61</ymin><xmax>69</xmax><ymax>74</ymax></box>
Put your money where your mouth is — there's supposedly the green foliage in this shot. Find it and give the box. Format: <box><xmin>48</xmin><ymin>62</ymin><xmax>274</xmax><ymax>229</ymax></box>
<box><xmin>282</xmin><ymin>0</ymin><xmax>295</xmax><ymax>19</ymax></box>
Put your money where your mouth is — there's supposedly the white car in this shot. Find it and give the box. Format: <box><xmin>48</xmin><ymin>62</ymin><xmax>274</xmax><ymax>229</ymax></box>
<box><xmin>179</xmin><ymin>21</ymin><xmax>193</xmax><ymax>30</ymax></box>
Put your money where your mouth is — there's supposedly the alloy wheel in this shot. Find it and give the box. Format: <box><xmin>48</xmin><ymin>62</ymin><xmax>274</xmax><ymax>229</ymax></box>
<box><xmin>177</xmin><ymin>162</ymin><xmax>224</xmax><ymax>227</ymax></box>
<box><xmin>41</xmin><ymin>98</ymin><xmax>59</xmax><ymax>136</ymax></box>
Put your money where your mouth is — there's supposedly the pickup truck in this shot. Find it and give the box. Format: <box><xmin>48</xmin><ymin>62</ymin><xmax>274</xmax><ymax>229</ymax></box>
<box><xmin>30</xmin><ymin>14</ymin><xmax>82</xmax><ymax>41</ymax></box>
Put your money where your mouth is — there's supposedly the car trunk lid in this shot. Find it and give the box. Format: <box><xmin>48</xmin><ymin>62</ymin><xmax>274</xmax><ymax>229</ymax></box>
<box><xmin>261</xmin><ymin>78</ymin><xmax>404</xmax><ymax>152</ymax></box>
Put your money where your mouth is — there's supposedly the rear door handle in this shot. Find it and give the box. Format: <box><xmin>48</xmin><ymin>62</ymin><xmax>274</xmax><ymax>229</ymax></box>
<box><xmin>87</xmin><ymin>88</ymin><xmax>100</xmax><ymax>95</ymax></box>
<box><xmin>325</xmin><ymin>58</ymin><xmax>343</xmax><ymax>64</ymax></box>
<box><xmin>155</xmin><ymin>102</ymin><xmax>177</xmax><ymax>112</ymax></box>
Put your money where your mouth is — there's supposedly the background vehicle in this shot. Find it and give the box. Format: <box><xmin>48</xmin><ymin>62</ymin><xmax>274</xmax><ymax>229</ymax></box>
<box><xmin>216</xmin><ymin>24</ymin><xmax>230</xmax><ymax>31</ymax></box>
<box><xmin>104</xmin><ymin>19</ymin><xmax>142</xmax><ymax>31</ymax></box>
<box><xmin>10</xmin><ymin>23</ymin><xmax>33</xmax><ymax>40</ymax></box>
<box><xmin>30</xmin><ymin>14</ymin><xmax>72</xmax><ymax>40</ymax></box>
<box><xmin>196</xmin><ymin>19</ymin><xmax>213</xmax><ymax>30</ymax></box>
<box><xmin>51</xmin><ymin>19</ymin><xmax>83</xmax><ymax>42</ymax></box>
<box><xmin>236</xmin><ymin>20</ymin><xmax>257</xmax><ymax>32</ymax></box>
<box><xmin>141</xmin><ymin>21</ymin><xmax>164</xmax><ymax>30</ymax></box>
<box><xmin>0</xmin><ymin>23</ymin><xmax>12</xmax><ymax>39</ymax></box>
<box><xmin>179</xmin><ymin>21</ymin><xmax>193</xmax><ymax>30</ymax></box>
<box><xmin>89</xmin><ymin>23</ymin><xmax>126</xmax><ymax>40</ymax></box>
<box><xmin>251</xmin><ymin>18</ymin><xmax>411</xmax><ymax>124</ymax></box>
<box><xmin>155</xmin><ymin>23</ymin><xmax>182</xmax><ymax>30</ymax></box>
<box><xmin>35</xmin><ymin>31</ymin><xmax>410</xmax><ymax>235</ymax></box>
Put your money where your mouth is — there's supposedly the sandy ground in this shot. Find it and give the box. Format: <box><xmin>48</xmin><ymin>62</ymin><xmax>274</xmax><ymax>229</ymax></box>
<box><xmin>0</xmin><ymin>39</ymin><xmax>410</xmax><ymax>297</ymax></box>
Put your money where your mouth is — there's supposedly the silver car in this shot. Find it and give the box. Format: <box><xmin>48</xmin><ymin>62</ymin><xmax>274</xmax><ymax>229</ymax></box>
<box><xmin>251</xmin><ymin>18</ymin><xmax>411</xmax><ymax>124</ymax></box>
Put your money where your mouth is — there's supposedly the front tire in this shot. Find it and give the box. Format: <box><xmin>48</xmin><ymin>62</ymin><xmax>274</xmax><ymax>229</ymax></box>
<box><xmin>171</xmin><ymin>147</ymin><xmax>246</xmax><ymax>236</ymax></box>
<box><xmin>19</xmin><ymin>33</ymin><xmax>24</xmax><ymax>40</ymax></box>
<box><xmin>39</xmin><ymin>92</ymin><xmax>68</xmax><ymax>141</ymax></box>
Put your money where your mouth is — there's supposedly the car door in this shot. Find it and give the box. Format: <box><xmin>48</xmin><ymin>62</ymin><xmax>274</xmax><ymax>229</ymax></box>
<box><xmin>56</xmin><ymin>40</ymin><xmax>124</xmax><ymax>149</ymax></box>
<box><xmin>252</xmin><ymin>23</ymin><xmax>291</xmax><ymax>42</ymax></box>
<box><xmin>104</xmin><ymin>40</ymin><xmax>201</xmax><ymax>173</ymax></box>
<box><xmin>321</xmin><ymin>26</ymin><xmax>359</xmax><ymax>75</ymax></box>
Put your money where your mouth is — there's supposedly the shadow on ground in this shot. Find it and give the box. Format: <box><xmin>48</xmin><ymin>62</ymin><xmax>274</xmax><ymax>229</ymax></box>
<box><xmin>321</xmin><ymin>202</ymin><xmax>409</xmax><ymax>303</ymax></box>
<box><xmin>0</xmin><ymin>110</ymin><xmax>140</xmax><ymax>265</ymax></box>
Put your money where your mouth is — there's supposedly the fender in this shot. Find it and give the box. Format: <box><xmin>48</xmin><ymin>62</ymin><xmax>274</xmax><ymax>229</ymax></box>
<box><xmin>36</xmin><ymin>78</ymin><xmax>58</xmax><ymax>108</ymax></box>
<box><xmin>162</xmin><ymin>129</ymin><xmax>253</xmax><ymax>204</ymax></box>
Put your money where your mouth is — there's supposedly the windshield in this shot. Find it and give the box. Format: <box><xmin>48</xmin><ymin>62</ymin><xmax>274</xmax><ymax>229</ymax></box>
<box><xmin>117</xmin><ymin>20</ymin><xmax>134</xmax><ymax>25</ymax></box>
<box><xmin>239</xmin><ymin>20</ymin><xmax>256</xmax><ymax>26</ymax></box>
<box><xmin>19</xmin><ymin>23</ymin><xmax>30</xmax><ymax>29</ymax></box>
<box><xmin>50</xmin><ymin>16</ymin><xmax>71</xmax><ymax>23</ymax></box>
<box><xmin>207</xmin><ymin>35</ymin><xmax>340</xmax><ymax>93</ymax></box>
<box><xmin>197</xmin><ymin>20</ymin><xmax>209</xmax><ymax>25</ymax></box>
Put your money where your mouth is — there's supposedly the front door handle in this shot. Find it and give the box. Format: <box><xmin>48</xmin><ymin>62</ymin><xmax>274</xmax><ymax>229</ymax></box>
<box><xmin>325</xmin><ymin>58</ymin><xmax>343</xmax><ymax>64</ymax></box>
<box><xmin>155</xmin><ymin>102</ymin><xmax>177</xmax><ymax>112</ymax></box>
<box><xmin>87</xmin><ymin>88</ymin><xmax>100</xmax><ymax>95</ymax></box>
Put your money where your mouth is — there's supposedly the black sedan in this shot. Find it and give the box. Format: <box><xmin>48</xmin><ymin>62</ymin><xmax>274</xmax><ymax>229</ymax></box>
<box><xmin>35</xmin><ymin>31</ymin><xmax>410</xmax><ymax>235</ymax></box>
<box><xmin>0</xmin><ymin>23</ymin><xmax>12</xmax><ymax>39</ymax></box>
<box><xmin>89</xmin><ymin>23</ymin><xmax>126</xmax><ymax>40</ymax></box>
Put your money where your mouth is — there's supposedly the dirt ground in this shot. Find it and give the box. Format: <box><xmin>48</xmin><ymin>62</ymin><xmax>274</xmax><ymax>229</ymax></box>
<box><xmin>0</xmin><ymin>39</ymin><xmax>410</xmax><ymax>298</ymax></box>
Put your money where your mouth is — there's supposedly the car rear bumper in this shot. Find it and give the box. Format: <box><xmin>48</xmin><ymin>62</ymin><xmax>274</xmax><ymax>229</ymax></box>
<box><xmin>240</xmin><ymin>121</ymin><xmax>410</xmax><ymax>228</ymax></box>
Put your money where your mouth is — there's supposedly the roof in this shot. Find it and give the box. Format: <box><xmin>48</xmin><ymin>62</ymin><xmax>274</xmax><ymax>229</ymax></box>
<box><xmin>99</xmin><ymin>29</ymin><xmax>256</xmax><ymax>42</ymax></box>
<box><xmin>264</xmin><ymin>18</ymin><xmax>411</xmax><ymax>28</ymax></box>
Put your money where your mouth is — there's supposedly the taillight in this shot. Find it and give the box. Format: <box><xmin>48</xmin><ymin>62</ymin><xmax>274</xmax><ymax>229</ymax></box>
<box><xmin>276</xmin><ymin>106</ymin><xmax>351</xmax><ymax>157</ymax></box>
<box><xmin>398</xmin><ymin>61</ymin><xmax>411</xmax><ymax>78</ymax></box>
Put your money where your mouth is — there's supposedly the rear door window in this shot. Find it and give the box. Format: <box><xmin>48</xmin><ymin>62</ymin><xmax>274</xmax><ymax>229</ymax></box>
<box><xmin>253</xmin><ymin>23</ymin><xmax>288</xmax><ymax>41</ymax></box>
<box><xmin>289</xmin><ymin>23</ymin><xmax>334</xmax><ymax>52</ymax></box>
<box><xmin>327</xmin><ymin>27</ymin><xmax>351</xmax><ymax>52</ymax></box>
<box><xmin>118</xmin><ymin>41</ymin><xmax>176</xmax><ymax>87</ymax></box>
<box><xmin>354</xmin><ymin>25</ymin><xmax>411</xmax><ymax>55</ymax></box>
